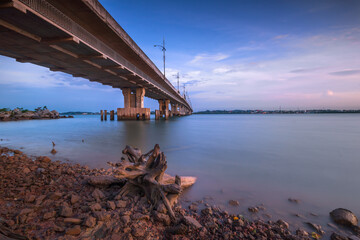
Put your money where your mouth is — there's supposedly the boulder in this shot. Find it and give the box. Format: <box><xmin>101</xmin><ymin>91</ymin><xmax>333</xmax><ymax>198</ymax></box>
<box><xmin>330</xmin><ymin>208</ymin><xmax>358</xmax><ymax>227</ymax></box>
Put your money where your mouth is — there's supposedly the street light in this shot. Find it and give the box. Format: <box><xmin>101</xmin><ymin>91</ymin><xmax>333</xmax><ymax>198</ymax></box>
<box><xmin>154</xmin><ymin>37</ymin><xmax>166</xmax><ymax>79</ymax></box>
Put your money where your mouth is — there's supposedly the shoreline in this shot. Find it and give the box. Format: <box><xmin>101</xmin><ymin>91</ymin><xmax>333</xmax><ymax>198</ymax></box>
<box><xmin>0</xmin><ymin>146</ymin><xmax>358</xmax><ymax>239</ymax></box>
<box><xmin>0</xmin><ymin>108</ymin><xmax>73</xmax><ymax>122</ymax></box>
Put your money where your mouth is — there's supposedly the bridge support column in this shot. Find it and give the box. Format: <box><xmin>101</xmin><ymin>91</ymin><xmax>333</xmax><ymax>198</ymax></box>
<box><xmin>110</xmin><ymin>110</ymin><xmax>114</xmax><ymax>120</ymax></box>
<box><xmin>117</xmin><ymin>88</ymin><xmax>150</xmax><ymax>120</ymax></box>
<box><xmin>155</xmin><ymin>110</ymin><xmax>160</xmax><ymax>120</ymax></box>
<box><xmin>164</xmin><ymin>100</ymin><xmax>170</xmax><ymax>120</ymax></box>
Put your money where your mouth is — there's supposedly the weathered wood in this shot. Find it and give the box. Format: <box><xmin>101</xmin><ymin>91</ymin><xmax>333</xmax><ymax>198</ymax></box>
<box><xmin>108</xmin><ymin>144</ymin><xmax>196</xmax><ymax>222</ymax></box>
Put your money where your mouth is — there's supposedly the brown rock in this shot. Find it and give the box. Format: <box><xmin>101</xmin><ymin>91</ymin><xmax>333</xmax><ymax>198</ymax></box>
<box><xmin>115</xmin><ymin>200</ymin><xmax>127</xmax><ymax>208</ymax></box>
<box><xmin>50</xmin><ymin>192</ymin><xmax>62</xmax><ymax>200</ymax></box>
<box><xmin>70</xmin><ymin>194</ymin><xmax>80</xmax><ymax>205</ymax></box>
<box><xmin>25</xmin><ymin>194</ymin><xmax>36</xmax><ymax>203</ymax></box>
<box><xmin>91</xmin><ymin>189</ymin><xmax>105</xmax><ymax>200</ymax></box>
<box><xmin>66</xmin><ymin>225</ymin><xmax>81</xmax><ymax>236</ymax></box>
<box><xmin>276</xmin><ymin>219</ymin><xmax>289</xmax><ymax>229</ymax></box>
<box><xmin>60</xmin><ymin>206</ymin><xmax>73</xmax><ymax>217</ymax></box>
<box><xmin>154</xmin><ymin>212</ymin><xmax>171</xmax><ymax>225</ymax></box>
<box><xmin>184</xmin><ymin>216</ymin><xmax>202</xmax><ymax>229</ymax></box>
<box><xmin>121</xmin><ymin>215</ymin><xmax>130</xmax><ymax>225</ymax></box>
<box><xmin>90</xmin><ymin>203</ymin><xmax>102</xmax><ymax>212</ymax></box>
<box><xmin>330</xmin><ymin>208</ymin><xmax>358</xmax><ymax>227</ymax></box>
<box><xmin>83</xmin><ymin>216</ymin><xmax>96</xmax><ymax>228</ymax></box>
<box><xmin>248</xmin><ymin>207</ymin><xmax>259</xmax><ymax>213</ymax></box>
<box><xmin>107</xmin><ymin>201</ymin><xmax>116</xmax><ymax>210</ymax></box>
<box><xmin>64</xmin><ymin>218</ymin><xmax>82</xmax><ymax>224</ymax></box>
<box><xmin>229</xmin><ymin>200</ymin><xmax>240</xmax><ymax>206</ymax></box>
<box><xmin>38</xmin><ymin>156</ymin><xmax>51</xmax><ymax>163</ymax></box>
<box><xmin>23</xmin><ymin>167</ymin><xmax>31</xmax><ymax>174</ymax></box>
<box><xmin>19</xmin><ymin>208</ymin><xmax>33</xmax><ymax>216</ymax></box>
<box><xmin>43</xmin><ymin>211</ymin><xmax>57</xmax><ymax>220</ymax></box>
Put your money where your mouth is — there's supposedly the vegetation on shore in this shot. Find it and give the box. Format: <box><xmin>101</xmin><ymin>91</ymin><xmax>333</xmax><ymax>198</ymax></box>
<box><xmin>194</xmin><ymin>109</ymin><xmax>360</xmax><ymax>114</ymax></box>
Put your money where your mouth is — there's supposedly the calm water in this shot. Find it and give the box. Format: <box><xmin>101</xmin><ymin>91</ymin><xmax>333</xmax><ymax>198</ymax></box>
<box><xmin>1</xmin><ymin>114</ymin><xmax>360</xmax><ymax>233</ymax></box>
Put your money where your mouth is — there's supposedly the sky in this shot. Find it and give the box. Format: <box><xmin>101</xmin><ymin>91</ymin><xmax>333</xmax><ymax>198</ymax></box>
<box><xmin>1</xmin><ymin>0</ymin><xmax>360</xmax><ymax>112</ymax></box>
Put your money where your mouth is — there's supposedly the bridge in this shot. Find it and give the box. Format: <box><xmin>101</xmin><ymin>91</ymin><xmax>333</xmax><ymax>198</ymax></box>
<box><xmin>0</xmin><ymin>0</ymin><xmax>193</xmax><ymax>120</ymax></box>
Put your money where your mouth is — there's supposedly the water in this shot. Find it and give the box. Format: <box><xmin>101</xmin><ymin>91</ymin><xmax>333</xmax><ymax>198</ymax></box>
<box><xmin>1</xmin><ymin>114</ymin><xmax>360</xmax><ymax>233</ymax></box>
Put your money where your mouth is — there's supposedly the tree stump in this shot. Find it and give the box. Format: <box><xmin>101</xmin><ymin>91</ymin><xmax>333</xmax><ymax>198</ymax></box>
<box><xmin>108</xmin><ymin>144</ymin><xmax>196</xmax><ymax>222</ymax></box>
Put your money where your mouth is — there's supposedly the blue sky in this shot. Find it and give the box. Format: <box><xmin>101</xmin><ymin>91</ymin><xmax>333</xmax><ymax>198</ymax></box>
<box><xmin>1</xmin><ymin>0</ymin><xmax>360</xmax><ymax>111</ymax></box>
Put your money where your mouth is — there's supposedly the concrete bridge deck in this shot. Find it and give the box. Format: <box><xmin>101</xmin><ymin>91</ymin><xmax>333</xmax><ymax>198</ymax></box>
<box><xmin>0</xmin><ymin>0</ymin><xmax>192</xmax><ymax>119</ymax></box>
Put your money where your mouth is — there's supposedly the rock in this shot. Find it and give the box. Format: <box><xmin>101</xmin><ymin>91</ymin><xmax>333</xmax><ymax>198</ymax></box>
<box><xmin>50</xmin><ymin>149</ymin><xmax>57</xmax><ymax>154</ymax></box>
<box><xmin>19</xmin><ymin>208</ymin><xmax>33</xmax><ymax>216</ymax></box>
<box><xmin>90</xmin><ymin>203</ymin><xmax>102</xmax><ymax>212</ymax></box>
<box><xmin>121</xmin><ymin>215</ymin><xmax>130</xmax><ymax>225</ymax></box>
<box><xmin>132</xmin><ymin>226</ymin><xmax>146</xmax><ymax>237</ymax></box>
<box><xmin>132</xmin><ymin>213</ymin><xmax>150</xmax><ymax>221</ymax></box>
<box><xmin>229</xmin><ymin>200</ymin><xmax>240</xmax><ymax>206</ymax></box>
<box><xmin>53</xmin><ymin>225</ymin><xmax>65</xmax><ymax>232</ymax></box>
<box><xmin>288</xmin><ymin>198</ymin><xmax>300</xmax><ymax>203</ymax></box>
<box><xmin>92</xmin><ymin>189</ymin><xmax>105</xmax><ymax>200</ymax></box>
<box><xmin>23</xmin><ymin>167</ymin><xmax>31</xmax><ymax>174</ymax></box>
<box><xmin>306</xmin><ymin>222</ymin><xmax>325</xmax><ymax>235</ymax></box>
<box><xmin>37</xmin><ymin>156</ymin><xmax>51</xmax><ymax>163</ymax></box>
<box><xmin>331</xmin><ymin>233</ymin><xmax>350</xmax><ymax>240</ymax></box>
<box><xmin>60</xmin><ymin>206</ymin><xmax>73</xmax><ymax>217</ymax></box>
<box><xmin>165</xmin><ymin>223</ymin><xmax>188</xmax><ymax>235</ymax></box>
<box><xmin>83</xmin><ymin>216</ymin><xmax>96</xmax><ymax>228</ymax></box>
<box><xmin>50</xmin><ymin>192</ymin><xmax>62</xmax><ymax>200</ymax></box>
<box><xmin>64</xmin><ymin>218</ymin><xmax>82</xmax><ymax>224</ymax></box>
<box><xmin>43</xmin><ymin>211</ymin><xmax>56</xmax><ymax>220</ymax></box>
<box><xmin>189</xmin><ymin>203</ymin><xmax>198</xmax><ymax>211</ymax></box>
<box><xmin>25</xmin><ymin>194</ymin><xmax>36</xmax><ymax>203</ymax></box>
<box><xmin>154</xmin><ymin>212</ymin><xmax>171</xmax><ymax>225</ymax></box>
<box><xmin>330</xmin><ymin>208</ymin><xmax>358</xmax><ymax>227</ymax></box>
<box><xmin>276</xmin><ymin>219</ymin><xmax>289</xmax><ymax>229</ymax></box>
<box><xmin>201</xmin><ymin>207</ymin><xmax>213</xmax><ymax>216</ymax></box>
<box><xmin>86</xmin><ymin>175</ymin><xmax>124</xmax><ymax>187</ymax></box>
<box><xmin>115</xmin><ymin>200</ymin><xmax>127</xmax><ymax>208</ymax></box>
<box><xmin>248</xmin><ymin>207</ymin><xmax>259</xmax><ymax>213</ymax></box>
<box><xmin>295</xmin><ymin>228</ymin><xmax>309</xmax><ymax>237</ymax></box>
<box><xmin>184</xmin><ymin>216</ymin><xmax>202</xmax><ymax>229</ymax></box>
<box><xmin>107</xmin><ymin>201</ymin><xmax>116</xmax><ymax>210</ymax></box>
<box><xmin>70</xmin><ymin>194</ymin><xmax>80</xmax><ymax>205</ymax></box>
<box><xmin>66</xmin><ymin>225</ymin><xmax>81</xmax><ymax>236</ymax></box>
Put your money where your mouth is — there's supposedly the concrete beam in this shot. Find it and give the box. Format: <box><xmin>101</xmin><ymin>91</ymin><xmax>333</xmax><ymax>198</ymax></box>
<box><xmin>41</xmin><ymin>36</ymin><xmax>80</xmax><ymax>44</ymax></box>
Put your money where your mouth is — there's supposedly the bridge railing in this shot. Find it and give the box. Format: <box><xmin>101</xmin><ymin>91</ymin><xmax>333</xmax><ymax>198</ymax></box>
<box><xmin>18</xmin><ymin>0</ymin><xmax>191</xmax><ymax>109</ymax></box>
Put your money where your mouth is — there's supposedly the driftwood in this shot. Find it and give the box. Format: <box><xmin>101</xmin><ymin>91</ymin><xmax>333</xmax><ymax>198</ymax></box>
<box><xmin>0</xmin><ymin>218</ymin><xmax>28</xmax><ymax>240</ymax></box>
<box><xmin>108</xmin><ymin>144</ymin><xmax>196</xmax><ymax>222</ymax></box>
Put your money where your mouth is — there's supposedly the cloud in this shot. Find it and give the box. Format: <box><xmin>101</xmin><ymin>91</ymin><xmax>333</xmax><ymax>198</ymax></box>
<box><xmin>329</xmin><ymin>70</ymin><xmax>360</xmax><ymax>76</ymax></box>
<box><xmin>189</xmin><ymin>53</ymin><xmax>229</xmax><ymax>64</ymax></box>
<box><xmin>273</xmin><ymin>34</ymin><xmax>289</xmax><ymax>40</ymax></box>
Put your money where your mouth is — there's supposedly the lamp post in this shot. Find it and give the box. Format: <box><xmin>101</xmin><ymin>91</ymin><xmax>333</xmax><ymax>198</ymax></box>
<box><xmin>154</xmin><ymin>37</ymin><xmax>166</xmax><ymax>79</ymax></box>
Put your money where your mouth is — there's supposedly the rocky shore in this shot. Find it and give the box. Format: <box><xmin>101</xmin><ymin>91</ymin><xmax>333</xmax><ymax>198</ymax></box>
<box><xmin>0</xmin><ymin>146</ymin><xmax>359</xmax><ymax>240</ymax></box>
<box><xmin>0</xmin><ymin>108</ymin><xmax>73</xmax><ymax>121</ymax></box>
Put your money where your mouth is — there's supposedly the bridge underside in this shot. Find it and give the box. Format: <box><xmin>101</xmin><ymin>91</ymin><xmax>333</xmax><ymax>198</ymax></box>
<box><xmin>0</xmin><ymin>0</ymin><xmax>193</xmax><ymax>117</ymax></box>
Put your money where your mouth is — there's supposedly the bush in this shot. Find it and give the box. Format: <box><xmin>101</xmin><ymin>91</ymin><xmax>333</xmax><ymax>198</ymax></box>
<box><xmin>0</xmin><ymin>108</ymin><xmax>10</xmax><ymax>112</ymax></box>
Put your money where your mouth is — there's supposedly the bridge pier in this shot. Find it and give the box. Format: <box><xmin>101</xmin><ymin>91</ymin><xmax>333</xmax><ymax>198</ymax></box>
<box><xmin>117</xmin><ymin>87</ymin><xmax>150</xmax><ymax>120</ymax></box>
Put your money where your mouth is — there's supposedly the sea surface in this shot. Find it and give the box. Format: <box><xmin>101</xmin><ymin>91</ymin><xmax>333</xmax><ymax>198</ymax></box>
<box><xmin>1</xmin><ymin>114</ymin><xmax>360</xmax><ymax>233</ymax></box>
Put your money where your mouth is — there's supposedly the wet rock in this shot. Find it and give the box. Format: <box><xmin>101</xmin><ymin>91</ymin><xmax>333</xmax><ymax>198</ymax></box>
<box><xmin>50</xmin><ymin>149</ymin><xmax>57</xmax><ymax>155</ymax></box>
<box><xmin>154</xmin><ymin>212</ymin><xmax>171</xmax><ymax>225</ymax></box>
<box><xmin>165</xmin><ymin>223</ymin><xmax>188</xmax><ymax>235</ymax></box>
<box><xmin>43</xmin><ymin>211</ymin><xmax>56</xmax><ymax>220</ymax></box>
<box><xmin>60</xmin><ymin>206</ymin><xmax>73</xmax><ymax>217</ymax></box>
<box><xmin>23</xmin><ymin>167</ymin><xmax>31</xmax><ymax>174</ymax></box>
<box><xmin>184</xmin><ymin>216</ymin><xmax>202</xmax><ymax>229</ymax></box>
<box><xmin>229</xmin><ymin>200</ymin><xmax>240</xmax><ymax>206</ymax></box>
<box><xmin>306</xmin><ymin>222</ymin><xmax>325</xmax><ymax>235</ymax></box>
<box><xmin>37</xmin><ymin>156</ymin><xmax>51</xmax><ymax>163</ymax></box>
<box><xmin>248</xmin><ymin>207</ymin><xmax>259</xmax><ymax>213</ymax></box>
<box><xmin>330</xmin><ymin>208</ymin><xmax>358</xmax><ymax>227</ymax></box>
<box><xmin>288</xmin><ymin>198</ymin><xmax>300</xmax><ymax>203</ymax></box>
<box><xmin>276</xmin><ymin>219</ymin><xmax>289</xmax><ymax>229</ymax></box>
<box><xmin>331</xmin><ymin>232</ymin><xmax>350</xmax><ymax>240</ymax></box>
<box><xmin>64</xmin><ymin>218</ymin><xmax>82</xmax><ymax>224</ymax></box>
<box><xmin>107</xmin><ymin>201</ymin><xmax>116</xmax><ymax>210</ymax></box>
<box><xmin>201</xmin><ymin>207</ymin><xmax>213</xmax><ymax>216</ymax></box>
<box><xmin>295</xmin><ymin>228</ymin><xmax>309</xmax><ymax>237</ymax></box>
<box><xmin>83</xmin><ymin>216</ymin><xmax>96</xmax><ymax>228</ymax></box>
<box><xmin>189</xmin><ymin>203</ymin><xmax>198</xmax><ymax>211</ymax></box>
<box><xmin>66</xmin><ymin>225</ymin><xmax>81</xmax><ymax>236</ymax></box>
<box><xmin>115</xmin><ymin>200</ymin><xmax>127</xmax><ymax>208</ymax></box>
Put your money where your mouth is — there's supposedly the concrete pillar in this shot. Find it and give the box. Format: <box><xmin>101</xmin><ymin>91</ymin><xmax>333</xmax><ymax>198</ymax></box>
<box><xmin>110</xmin><ymin>110</ymin><xmax>114</xmax><ymax>120</ymax></box>
<box><xmin>155</xmin><ymin>110</ymin><xmax>160</xmax><ymax>120</ymax></box>
<box><xmin>104</xmin><ymin>110</ymin><xmax>107</xmax><ymax>120</ymax></box>
<box><xmin>122</xmin><ymin>88</ymin><xmax>131</xmax><ymax>108</ymax></box>
<box><xmin>158</xmin><ymin>100</ymin><xmax>164</xmax><ymax>115</ymax></box>
<box><xmin>100</xmin><ymin>110</ymin><xmax>103</xmax><ymax>121</ymax></box>
<box><xmin>164</xmin><ymin>100</ymin><xmax>170</xmax><ymax>120</ymax></box>
<box><xmin>136</xmin><ymin>88</ymin><xmax>145</xmax><ymax>108</ymax></box>
<box><xmin>130</xmin><ymin>93</ymin><xmax>136</xmax><ymax>108</ymax></box>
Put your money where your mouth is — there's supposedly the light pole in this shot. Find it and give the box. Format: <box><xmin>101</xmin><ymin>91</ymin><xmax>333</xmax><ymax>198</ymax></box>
<box><xmin>154</xmin><ymin>37</ymin><xmax>166</xmax><ymax>79</ymax></box>
<box><xmin>173</xmin><ymin>72</ymin><xmax>180</xmax><ymax>93</ymax></box>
